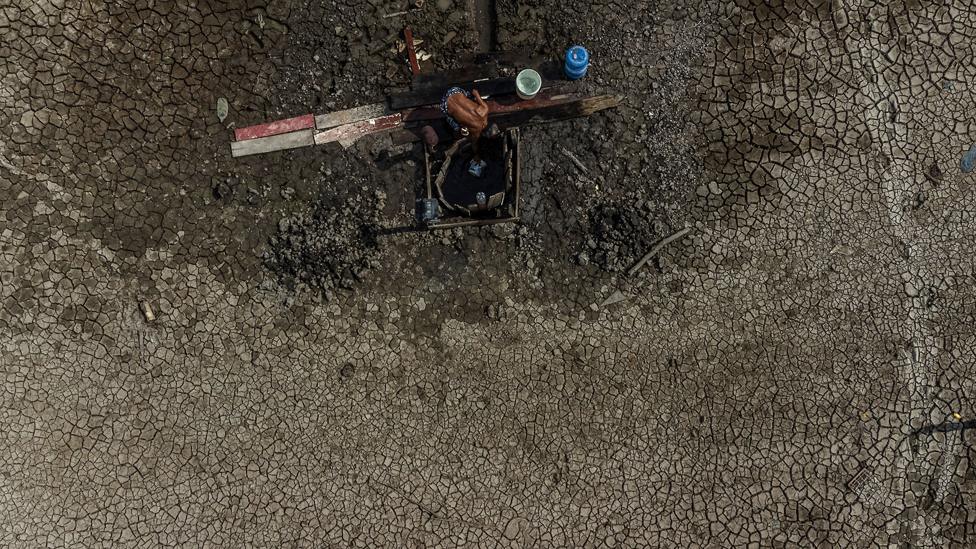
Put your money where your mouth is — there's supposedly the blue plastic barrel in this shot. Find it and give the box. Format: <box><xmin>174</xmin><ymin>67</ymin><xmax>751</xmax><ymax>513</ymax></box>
<box><xmin>564</xmin><ymin>46</ymin><xmax>589</xmax><ymax>80</ymax></box>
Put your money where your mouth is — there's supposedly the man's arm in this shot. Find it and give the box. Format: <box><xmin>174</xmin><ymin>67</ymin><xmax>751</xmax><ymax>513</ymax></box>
<box><xmin>472</xmin><ymin>90</ymin><xmax>489</xmax><ymax>120</ymax></box>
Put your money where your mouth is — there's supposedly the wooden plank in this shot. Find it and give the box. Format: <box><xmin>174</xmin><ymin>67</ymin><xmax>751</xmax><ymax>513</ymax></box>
<box><xmin>466</xmin><ymin>51</ymin><xmax>541</xmax><ymax>67</ymax></box>
<box><xmin>314</xmin><ymin>103</ymin><xmax>388</xmax><ymax>130</ymax></box>
<box><xmin>490</xmin><ymin>95</ymin><xmax>622</xmax><ymax>129</ymax></box>
<box><xmin>388</xmin><ymin>76</ymin><xmax>517</xmax><ymax>110</ymax></box>
<box><xmin>412</xmin><ymin>63</ymin><xmax>499</xmax><ymax>91</ymax></box>
<box><xmin>390</xmin><ymin>93</ymin><xmax>620</xmax><ymax>144</ymax></box>
<box><xmin>234</xmin><ymin>114</ymin><xmax>314</xmax><ymax>141</ymax></box>
<box><xmin>514</xmin><ymin>128</ymin><xmax>521</xmax><ymax>217</ymax></box>
<box><xmin>399</xmin><ymin>88</ymin><xmax>577</xmax><ymax>124</ymax></box>
<box><xmin>404</xmin><ymin>27</ymin><xmax>421</xmax><ymax>77</ymax></box>
<box><xmin>230</xmin><ymin>129</ymin><xmax>315</xmax><ymax>157</ymax></box>
<box><xmin>313</xmin><ymin>113</ymin><xmax>404</xmax><ymax>146</ymax></box>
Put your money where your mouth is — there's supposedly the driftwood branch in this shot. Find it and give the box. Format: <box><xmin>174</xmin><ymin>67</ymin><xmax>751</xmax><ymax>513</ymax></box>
<box><xmin>628</xmin><ymin>227</ymin><xmax>693</xmax><ymax>276</ymax></box>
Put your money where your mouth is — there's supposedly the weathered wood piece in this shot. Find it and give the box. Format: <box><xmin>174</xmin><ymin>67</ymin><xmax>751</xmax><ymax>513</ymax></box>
<box><xmin>388</xmin><ymin>76</ymin><xmax>517</xmax><ymax>110</ymax></box>
<box><xmin>628</xmin><ymin>227</ymin><xmax>693</xmax><ymax>276</ymax></box>
<box><xmin>313</xmin><ymin>113</ymin><xmax>404</xmax><ymax>146</ymax></box>
<box><xmin>430</xmin><ymin>217</ymin><xmax>518</xmax><ymax>230</ymax></box>
<box><xmin>411</xmin><ymin>62</ymin><xmax>499</xmax><ymax>91</ymax></box>
<box><xmin>234</xmin><ymin>114</ymin><xmax>314</xmax><ymax>141</ymax></box>
<box><xmin>560</xmin><ymin>146</ymin><xmax>589</xmax><ymax>174</ymax></box>
<box><xmin>391</xmin><ymin>93</ymin><xmax>621</xmax><ymax>144</ymax></box>
<box><xmin>314</xmin><ymin>103</ymin><xmax>388</xmax><ymax>130</ymax></box>
<box><xmin>404</xmin><ymin>27</ymin><xmax>421</xmax><ymax>77</ymax></box>
<box><xmin>513</xmin><ymin>128</ymin><xmax>521</xmax><ymax>217</ymax></box>
<box><xmin>230</xmin><ymin>129</ymin><xmax>315</xmax><ymax>157</ymax></box>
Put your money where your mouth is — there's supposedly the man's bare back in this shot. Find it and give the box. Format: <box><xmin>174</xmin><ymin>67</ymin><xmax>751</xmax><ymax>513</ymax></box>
<box><xmin>446</xmin><ymin>89</ymin><xmax>489</xmax><ymax>145</ymax></box>
<box><xmin>440</xmin><ymin>87</ymin><xmax>491</xmax><ymax>176</ymax></box>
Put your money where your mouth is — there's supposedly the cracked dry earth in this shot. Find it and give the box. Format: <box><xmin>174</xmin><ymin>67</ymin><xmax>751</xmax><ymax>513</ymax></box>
<box><xmin>3</xmin><ymin>0</ymin><xmax>976</xmax><ymax>547</ymax></box>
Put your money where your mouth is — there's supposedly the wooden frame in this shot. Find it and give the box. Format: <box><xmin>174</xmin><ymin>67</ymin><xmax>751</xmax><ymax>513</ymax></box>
<box><xmin>422</xmin><ymin>129</ymin><xmax>521</xmax><ymax>230</ymax></box>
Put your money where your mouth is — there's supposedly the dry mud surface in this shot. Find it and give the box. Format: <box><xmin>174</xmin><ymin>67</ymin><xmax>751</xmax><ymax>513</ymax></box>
<box><xmin>3</xmin><ymin>0</ymin><xmax>976</xmax><ymax>546</ymax></box>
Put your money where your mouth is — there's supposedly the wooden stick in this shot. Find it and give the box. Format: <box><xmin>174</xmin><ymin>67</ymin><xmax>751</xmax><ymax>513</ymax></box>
<box><xmin>560</xmin><ymin>146</ymin><xmax>588</xmax><ymax>174</ymax></box>
<box><xmin>424</xmin><ymin>145</ymin><xmax>432</xmax><ymax>198</ymax></box>
<box><xmin>404</xmin><ymin>27</ymin><xmax>421</xmax><ymax>76</ymax></box>
<box><xmin>431</xmin><ymin>217</ymin><xmax>518</xmax><ymax>230</ymax></box>
<box><xmin>627</xmin><ymin>227</ymin><xmax>693</xmax><ymax>276</ymax></box>
<box><xmin>514</xmin><ymin>128</ymin><xmax>521</xmax><ymax>217</ymax></box>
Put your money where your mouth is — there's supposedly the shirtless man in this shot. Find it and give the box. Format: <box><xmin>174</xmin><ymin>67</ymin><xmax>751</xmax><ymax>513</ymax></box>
<box><xmin>441</xmin><ymin>86</ymin><xmax>490</xmax><ymax>176</ymax></box>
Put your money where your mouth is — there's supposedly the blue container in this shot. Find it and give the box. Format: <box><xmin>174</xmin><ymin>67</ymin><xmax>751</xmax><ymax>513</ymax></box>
<box><xmin>962</xmin><ymin>143</ymin><xmax>976</xmax><ymax>173</ymax></box>
<box><xmin>564</xmin><ymin>46</ymin><xmax>590</xmax><ymax>80</ymax></box>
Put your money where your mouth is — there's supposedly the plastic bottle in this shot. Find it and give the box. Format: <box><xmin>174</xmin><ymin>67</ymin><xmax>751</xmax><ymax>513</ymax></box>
<box><xmin>564</xmin><ymin>46</ymin><xmax>589</xmax><ymax>80</ymax></box>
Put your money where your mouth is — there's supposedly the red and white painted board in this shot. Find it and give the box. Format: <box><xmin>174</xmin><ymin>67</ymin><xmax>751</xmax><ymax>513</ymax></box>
<box><xmin>234</xmin><ymin>114</ymin><xmax>315</xmax><ymax>142</ymax></box>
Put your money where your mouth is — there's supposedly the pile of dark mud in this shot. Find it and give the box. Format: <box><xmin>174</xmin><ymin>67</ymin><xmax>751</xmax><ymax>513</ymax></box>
<box><xmin>579</xmin><ymin>200</ymin><xmax>665</xmax><ymax>272</ymax></box>
<box><xmin>264</xmin><ymin>191</ymin><xmax>386</xmax><ymax>294</ymax></box>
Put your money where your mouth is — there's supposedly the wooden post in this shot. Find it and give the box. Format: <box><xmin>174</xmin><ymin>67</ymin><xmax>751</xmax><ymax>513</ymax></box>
<box><xmin>404</xmin><ymin>27</ymin><xmax>421</xmax><ymax>76</ymax></box>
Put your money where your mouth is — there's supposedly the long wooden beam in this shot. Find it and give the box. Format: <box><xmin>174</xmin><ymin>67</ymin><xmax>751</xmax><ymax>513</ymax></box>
<box><xmin>230</xmin><ymin>94</ymin><xmax>620</xmax><ymax>157</ymax></box>
<box><xmin>234</xmin><ymin>103</ymin><xmax>387</xmax><ymax>144</ymax></box>
<box><xmin>392</xmin><ymin>93</ymin><xmax>622</xmax><ymax>145</ymax></box>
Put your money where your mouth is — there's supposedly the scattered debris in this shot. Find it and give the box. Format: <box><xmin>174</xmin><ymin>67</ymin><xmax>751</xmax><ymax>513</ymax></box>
<box><xmin>140</xmin><ymin>301</ymin><xmax>156</xmax><ymax>322</ymax></box>
<box><xmin>628</xmin><ymin>226</ymin><xmax>693</xmax><ymax>276</ymax></box>
<box><xmin>212</xmin><ymin>180</ymin><xmax>232</xmax><ymax>199</ymax></box>
<box><xmin>216</xmin><ymin>97</ymin><xmax>229</xmax><ymax>122</ymax></box>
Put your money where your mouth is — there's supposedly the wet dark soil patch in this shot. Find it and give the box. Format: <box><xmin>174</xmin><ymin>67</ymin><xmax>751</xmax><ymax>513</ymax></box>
<box><xmin>582</xmin><ymin>202</ymin><xmax>663</xmax><ymax>273</ymax></box>
<box><xmin>264</xmin><ymin>190</ymin><xmax>386</xmax><ymax>295</ymax></box>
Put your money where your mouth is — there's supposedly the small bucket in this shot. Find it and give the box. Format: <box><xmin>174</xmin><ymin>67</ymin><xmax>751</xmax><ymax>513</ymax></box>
<box><xmin>516</xmin><ymin>69</ymin><xmax>542</xmax><ymax>100</ymax></box>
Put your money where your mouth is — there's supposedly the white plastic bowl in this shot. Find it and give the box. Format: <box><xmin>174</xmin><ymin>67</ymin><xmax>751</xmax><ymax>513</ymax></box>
<box><xmin>516</xmin><ymin>69</ymin><xmax>542</xmax><ymax>100</ymax></box>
